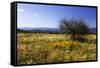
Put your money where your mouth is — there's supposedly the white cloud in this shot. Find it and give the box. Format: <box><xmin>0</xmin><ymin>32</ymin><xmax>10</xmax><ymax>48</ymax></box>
<box><xmin>18</xmin><ymin>9</ymin><xmax>24</xmax><ymax>13</ymax></box>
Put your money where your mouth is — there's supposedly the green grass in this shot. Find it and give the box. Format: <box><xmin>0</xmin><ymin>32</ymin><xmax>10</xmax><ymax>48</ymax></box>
<box><xmin>17</xmin><ymin>33</ymin><xmax>96</xmax><ymax>65</ymax></box>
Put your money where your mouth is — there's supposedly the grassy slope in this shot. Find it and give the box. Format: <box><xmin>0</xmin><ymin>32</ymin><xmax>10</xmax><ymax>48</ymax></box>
<box><xmin>17</xmin><ymin>33</ymin><xmax>96</xmax><ymax>65</ymax></box>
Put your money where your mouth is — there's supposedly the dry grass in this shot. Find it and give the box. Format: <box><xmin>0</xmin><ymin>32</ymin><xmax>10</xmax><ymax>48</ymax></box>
<box><xmin>17</xmin><ymin>33</ymin><xmax>96</xmax><ymax>65</ymax></box>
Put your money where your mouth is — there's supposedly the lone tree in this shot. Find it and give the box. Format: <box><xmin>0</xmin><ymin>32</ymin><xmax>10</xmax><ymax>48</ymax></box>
<box><xmin>59</xmin><ymin>18</ymin><xmax>90</xmax><ymax>41</ymax></box>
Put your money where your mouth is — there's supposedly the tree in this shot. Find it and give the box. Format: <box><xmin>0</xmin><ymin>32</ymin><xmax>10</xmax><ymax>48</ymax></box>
<box><xmin>59</xmin><ymin>18</ymin><xmax>89</xmax><ymax>41</ymax></box>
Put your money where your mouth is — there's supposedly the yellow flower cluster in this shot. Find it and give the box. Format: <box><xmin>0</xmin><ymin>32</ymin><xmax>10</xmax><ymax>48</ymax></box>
<box><xmin>49</xmin><ymin>41</ymin><xmax>80</xmax><ymax>47</ymax></box>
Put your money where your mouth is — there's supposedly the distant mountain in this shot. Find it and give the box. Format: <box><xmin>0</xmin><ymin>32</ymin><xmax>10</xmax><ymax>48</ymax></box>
<box><xmin>18</xmin><ymin>27</ymin><xmax>34</xmax><ymax>31</ymax></box>
<box><xmin>17</xmin><ymin>27</ymin><xmax>96</xmax><ymax>34</ymax></box>
<box><xmin>89</xmin><ymin>27</ymin><xmax>96</xmax><ymax>34</ymax></box>
<box><xmin>18</xmin><ymin>27</ymin><xmax>60</xmax><ymax>33</ymax></box>
<box><xmin>17</xmin><ymin>29</ymin><xmax>33</xmax><ymax>33</ymax></box>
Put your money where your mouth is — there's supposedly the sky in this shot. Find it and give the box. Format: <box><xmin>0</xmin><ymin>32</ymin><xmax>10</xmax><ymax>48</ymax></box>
<box><xmin>17</xmin><ymin>3</ymin><xmax>96</xmax><ymax>28</ymax></box>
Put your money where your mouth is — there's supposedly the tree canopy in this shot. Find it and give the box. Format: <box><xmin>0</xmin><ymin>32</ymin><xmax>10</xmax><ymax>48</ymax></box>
<box><xmin>59</xmin><ymin>18</ymin><xmax>90</xmax><ymax>40</ymax></box>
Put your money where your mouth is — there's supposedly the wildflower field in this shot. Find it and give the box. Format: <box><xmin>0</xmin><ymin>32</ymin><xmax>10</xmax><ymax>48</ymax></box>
<box><xmin>17</xmin><ymin>33</ymin><xmax>96</xmax><ymax>65</ymax></box>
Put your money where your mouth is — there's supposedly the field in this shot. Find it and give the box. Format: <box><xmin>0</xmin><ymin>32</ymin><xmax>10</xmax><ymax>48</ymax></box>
<box><xmin>17</xmin><ymin>33</ymin><xmax>96</xmax><ymax>65</ymax></box>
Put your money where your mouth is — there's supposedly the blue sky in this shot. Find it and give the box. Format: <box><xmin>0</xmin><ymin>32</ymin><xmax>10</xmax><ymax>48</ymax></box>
<box><xmin>17</xmin><ymin>3</ymin><xmax>96</xmax><ymax>28</ymax></box>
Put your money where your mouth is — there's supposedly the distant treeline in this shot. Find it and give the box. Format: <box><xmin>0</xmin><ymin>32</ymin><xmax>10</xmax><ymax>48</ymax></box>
<box><xmin>17</xmin><ymin>29</ymin><xmax>60</xmax><ymax>34</ymax></box>
<box><xmin>17</xmin><ymin>29</ymin><xmax>96</xmax><ymax>34</ymax></box>
<box><xmin>17</xmin><ymin>29</ymin><xmax>33</xmax><ymax>33</ymax></box>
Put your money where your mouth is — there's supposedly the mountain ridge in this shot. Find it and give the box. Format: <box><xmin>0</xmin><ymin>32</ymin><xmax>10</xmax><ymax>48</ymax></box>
<box><xmin>17</xmin><ymin>27</ymin><xmax>96</xmax><ymax>33</ymax></box>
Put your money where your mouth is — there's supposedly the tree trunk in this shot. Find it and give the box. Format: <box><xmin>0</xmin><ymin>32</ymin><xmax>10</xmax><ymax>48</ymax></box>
<box><xmin>71</xmin><ymin>34</ymin><xmax>75</xmax><ymax>40</ymax></box>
